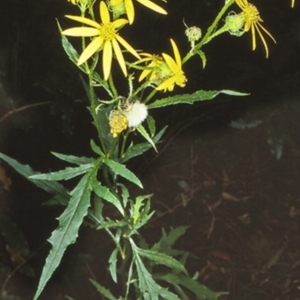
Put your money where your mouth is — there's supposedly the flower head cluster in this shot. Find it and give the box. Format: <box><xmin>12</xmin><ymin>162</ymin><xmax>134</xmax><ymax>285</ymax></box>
<box><xmin>138</xmin><ymin>39</ymin><xmax>187</xmax><ymax>92</ymax></box>
<box><xmin>110</xmin><ymin>0</ymin><xmax>167</xmax><ymax>24</ymax></box>
<box><xmin>225</xmin><ymin>12</ymin><xmax>245</xmax><ymax>37</ymax></box>
<box><xmin>235</xmin><ymin>0</ymin><xmax>276</xmax><ymax>58</ymax></box>
<box><xmin>109</xmin><ymin>100</ymin><xmax>148</xmax><ymax>137</ymax></box>
<box><xmin>62</xmin><ymin>1</ymin><xmax>140</xmax><ymax>80</ymax></box>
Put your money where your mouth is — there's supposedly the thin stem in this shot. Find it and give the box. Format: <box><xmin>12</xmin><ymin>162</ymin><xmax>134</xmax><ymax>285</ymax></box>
<box><xmin>144</xmin><ymin>88</ymin><xmax>158</xmax><ymax>104</ymax></box>
<box><xmin>182</xmin><ymin>0</ymin><xmax>235</xmax><ymax>64</ymax></box>
<box><xmin>108</xmin><ymin>74</ymin><xmax>118</xmax><ymax>99</ymax></box>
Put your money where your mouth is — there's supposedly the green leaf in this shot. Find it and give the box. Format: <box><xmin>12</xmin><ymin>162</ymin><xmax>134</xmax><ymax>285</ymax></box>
<box><xmin>90</xmin><ymin>139</ymin><xmax>104</xmax><ymax>156</ymax></box>
<box><xmin>29</xmin><ymin>163</ymin><xmax>93</xmax><ymax>181</ymax></box>
<box><xmin>0</xmin><ymin>152</ymin><xmax>68</xmax><ymax>200</ymax></box>
<box><xmin>103</xmin><ymin>158</ymin><xmax>143</xmax><ymax>188</ymax></box>
<box><xmin>108</xmin><ymin>248</ymin><xmax>119</xmax><ymax>283</ymax></box>
<box><xmin>158</xmin><ymin>273</ymin><xmax>227</xmax><ymax>300</ymax></box>
<box><xmin>195</xmin><ymin>49</ymin><xmax>207</xmax><ymax>69</ymax></box>
<box><xmin>147</xmin><ymin>115</ymin><xmax>156</xmax><ymax>138</ymax></box>
<box><xmin>51</xmin><ymin>152</ymin><xmax>94</xmax><ymax>165</ymax></box>
<box><xmin>131</xmin><ymin>240</ymin><xmax>180</xmax><ymax>300</ymax></box>
<box><xmin>92</xmin><ymin>178</ymin><xmax>124</xmax><ymax>215</ymax></box>
<box><xmin>96</xmin><ymin>219</ymin><xmax>127</xmax><ymax>230</ymax></box>
<box><xmin>148</xmin><ymin>89</ymin><xmax>249</xmax><ymax>109</ymax></box>
<box><xmin>33</xmin><ymin>173</ymin><xmax>92</xmax><ymax>300</ymax></box>
<box><xmin>121</xmin><ymin>126</ymin><xmax>167</xmax><ymax>163</ymax></box>
<box><xmin>136</xmin><ymin>124</ymin><xmax>157</xmax><ymax>152</ymax></box>
<box><xmin>135</xmin><ymin>247</ymin><xmax>187</xmax><ymax>275</ymax></box>
<box><xmin>89</xmin><ymin>279</ymin><xmax>118</xmax><ymax>300</ymax></box>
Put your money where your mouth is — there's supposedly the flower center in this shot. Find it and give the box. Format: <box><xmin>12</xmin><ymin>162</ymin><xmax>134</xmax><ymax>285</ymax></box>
<box><xmin>99</xmin><ymin>23</ymin><xmax>116</xmax><ymax>41</ymax></box>
<box><xmin>244</xmin><ymin>4</ymin><xmax>260</xmax><ymax>24</ymax></box>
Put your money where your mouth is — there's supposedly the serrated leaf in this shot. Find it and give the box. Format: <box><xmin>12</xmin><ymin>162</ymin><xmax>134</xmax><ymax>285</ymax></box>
<box><xmin>148</xmin><ymin>90</ymin><xmax>249</xmax><ymax>109</ymax></box>
<box><xmin>89</xmin><ymin>279</ymin><xmax>118</xmax><ymax>300</ymax></box>
<box><xmin>0</xmin><ymin>152</ymin><xmax>68</xmax><ymax>199</ymax></box>
<box><xmin>136</xmin><ymin>124</ymin><xmax>157</xmax><ymax>152</ymax></box>
<box><xmin>158</xmin><ymin>273</ymin><xmax>227</xmax><ymax>300</ymax></box>
<box><xmin>29</xmin><ymin>163</ymin><xmax>93</xmax><ymax>181</ymax></box>
<box><xmin>51</xmin><ymin>152</ymin><xmax>94</xmax><ymax>165</ymax></box>
<box><xmin>96</xmin><ymin>219</ymin><xmax>127</xmax><ymax>230</ymax></box>
<box><xmin>33</xmin><ymin>173</ymin><xmax>92</xmax><ymax>300</ymax></box>
<box><xmin>103</xmin><ymin>158</ymin><xmax>143</xmax><ymax>188</ymax></box>
<box><xmin>131</xmin><ymin>241</ymin><xmax>180</xmax><ymax>300</ymax></box>
<box><xmin>92</xmin><ymin>178</ymin><xmax>124</xmax><ymax>215</ymax></box>
<box><xmin>136</xmin><ymin>247</ymin><xmax>187</xmax><ymax>275</ymax></box>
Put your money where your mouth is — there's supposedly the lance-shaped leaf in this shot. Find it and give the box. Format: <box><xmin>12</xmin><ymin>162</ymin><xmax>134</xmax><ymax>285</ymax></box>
<box><xmin>136</xmin><ymin>124</ymin><xmax>157</xmax><ymax>152</ymax></box>
<box><xmin>51</xmin><ymin>152</ymin><xmax>94</xmax><ymax>165</ymax></box>
<box><xmin>33</xmin><ymin>173</ymin><xmax>92</xmax><ymax>300</ymax></box>
<box><xmin>103</xmin><ymin>158</ymin><xmax>143</xmax><ymax>188</ymax></box>
<box><xmin>92</xmin><ymin>178</ymin><xmax>124</xmax><ymax>215</ymax></box>
<box><xmin>0</xmin><ymin>152</ymin><xmax>68</xmax><ymax>199</ymax></box>
<box><xmin>29</xmin><ymin>163</ymin><xmax>93</xmax><ymax>181</ymax></box>
<box><xmin>148</xmin><ymin>90</ymin><xmax>249</xmax><ymax>109</ymax></box>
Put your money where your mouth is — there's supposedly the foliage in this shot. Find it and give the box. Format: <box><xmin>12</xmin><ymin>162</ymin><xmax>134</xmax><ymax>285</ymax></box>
<box><xmin>1</xmin><ymin>0</ymin><xmax>294</xmax><ymax>299</ymax></box>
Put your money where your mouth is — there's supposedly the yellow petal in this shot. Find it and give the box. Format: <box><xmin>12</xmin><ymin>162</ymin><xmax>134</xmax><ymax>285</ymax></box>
<box><xmin>254</xmin><ymin>23</ymin><xmax>269</xmax><ymax>58</ymax></box>
<box><xmin>77</xmin><ymin>36</ymin><xmax>103</xmax><ymax>65</ymax></box>
<box><xmin>100</xmin><ymin>1</ymin><xmax>110</xmax><ymax>24</ymax></box>
<box><xmin>136</xmin><ymin>0</ymin><xmax>167</xmax><ymax>14</ymax></box>
<box><xmin>112</xmin><ymin>39</ymin><xmax>127</xmax><ymax>76</ymax></box>
<box><xmin>125</xmin><ymin>0</ymin><xmax>135</xmax><ymax>24</ymax></box>
<box><xmin>65</xmin><ymin>15</ymin><xmax>101</xmax><ymax>28</ymax></box>
<box><xmin>139</xmin><ymin>68</ymin><xmax>152</xmax><ymax>81</ymax></box>
<box><xmin>103</xmin><ymin>41</ymin><xmax>113</xmax><ymax>80</ymax></box>
<box><xmin>115</xmin><ymin>35</ymin><xmax>140</xmax><ymax>59</ymax></box>
<box><xmin>62</xmin><ymin>27</ymin><xmax>99</xmax><ymax>37</ymax></box>
<box><xmin>162</xmin><ymin>53</ymin><xmax>178</xmax><ymax>74</ymax></box>
<box><xmin>113</xmin><ymin>18</ymin><xmax>129</xmax><ymax>29</ymax></box>
<box><xmin>251</xmin><ymin>24</ymin><xmax>256</xmax><ymax>51</ymax></box>
<box><xmin>170</xmin><ymin>39</ymin><xmax>181</xmax><ymax>68</ymax></box>
<box><xmin>156</xmin><ymin>77</ymin><xmax>175</xmax><ymax>91</ymax></box>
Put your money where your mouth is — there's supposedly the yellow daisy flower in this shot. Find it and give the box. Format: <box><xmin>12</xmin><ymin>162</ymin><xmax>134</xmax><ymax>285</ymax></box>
<box><xmin>110</xmin><ymin>0</ymin><xmax>167</xmax><ymax>24</ymax></box>
<box><xmin>235</xmin><ymin>0</ymin><xmax>276</xmax><ymax>58</ymax></box>
<box><xmin>62</xmin><ymin>1</ymin><xmax>140</xmax><ymax>80</ymax></box>
<box><xmin>156</xmin><ymin>39</ymin><xmax>187</xmax><ymax>92</ymax></box>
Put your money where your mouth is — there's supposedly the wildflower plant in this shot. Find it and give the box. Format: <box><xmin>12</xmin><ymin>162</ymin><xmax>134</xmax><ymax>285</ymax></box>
<box><xmin>0</xmin><ymin>0</ymin><xmax>293</xmax><ymax>299</ymax></box>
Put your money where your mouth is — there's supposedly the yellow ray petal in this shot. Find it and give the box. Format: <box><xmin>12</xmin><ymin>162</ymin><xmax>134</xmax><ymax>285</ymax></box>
<box><xmin>136</xmin><ymin>0</ymin><xmax>167</xmax><ymax>14</ymax></box>
<box><xmin>112</xmin><ymin>18</ymin><xmax>129</xmax><ymax>29</ymax></box>
<box><xmin>156</xmin><ymin>77</ymin><xmax>175</xmax><ymax>91</ymax></box>
<box><xmin>103</xmin><ymin>41</ymin><xmax>113</xmax><ymax>80</ymax></box>
<box><xmin>115</xmin><ymin>35</ymin><xmax>140</xmax><ymax>59</ymax></box>
<box><xmin>65</xmin><ymin>15</ymin><xmax>101</xmax><ymax>28</ymax></box>
<box><xmin>112</xmin><ymin>39</ymin><xmax>127</xmax><ymax>77</ymax></box>
<box><xmin>62</xmin><ymin>27</ymin><xmax>99</xmax><ymax>37</ymax></box>
<box><xmin>251</xmin><ymin>24</ymin><xmax>256</xmax><ymax>51</ymax></box>
<box><xmin>162</xmin><ymin>53</ymin><xmax>178</xmax><ymax>74</ymax></box>
<box><xmin>77</xmin><ymin>36</ymin><xmax>103</xmax><ymax>65</ymax></box>
<box><xmin>125</xmin><ymin>0</ymin><xmax>135</xmax><ymax>24</ymax></box>
<box><xmin>170</xmin><ymin>39</ymin><xmax>181</xmax><ymax>68</ymax></box>
<box><xmin>254</xmin><ymin>24</ymin><xmax>269</xmax><ymax>58</ymax></box>
<box><xmin>100</xmin><ymin>1</ymin><xmax>110</xmax><ymax>24</ymax></box>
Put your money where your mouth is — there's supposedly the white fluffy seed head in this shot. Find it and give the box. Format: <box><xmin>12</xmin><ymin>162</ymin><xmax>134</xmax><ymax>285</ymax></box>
<box><xmin>121</xmin><ymin>101</ymin><xmax>148</xmax><ymax>127</ymax></box>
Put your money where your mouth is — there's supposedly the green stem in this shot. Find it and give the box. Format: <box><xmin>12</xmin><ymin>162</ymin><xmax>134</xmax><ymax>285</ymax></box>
<box><xmin>182</xmin><ymin>0</ymin><xmax>235</xmax><ymax>64</ymax></box>
<box><xmin>108</xmin><ymin>74</ymin><xmax>118</xmax><ymax>99</ymax></box>
<box><xmin>144</xmin><ymin>89</ymin><xmax>158</xmax><ymax>104</ymax></box>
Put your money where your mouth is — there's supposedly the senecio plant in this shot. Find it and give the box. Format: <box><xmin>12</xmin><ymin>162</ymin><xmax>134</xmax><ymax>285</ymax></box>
<box><xmin>0</xmin><ymin>0</ymin><xmax>296</xmax><ymax>299</ymax></box>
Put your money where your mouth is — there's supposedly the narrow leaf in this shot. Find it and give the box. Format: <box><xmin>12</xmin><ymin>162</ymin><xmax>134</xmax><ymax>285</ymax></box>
<box><xmin>103</xmin><ymin>158</ymin><xmax>143</xmax><ymax>188</ymax></box>
<box><xmin>136</xmin><ymin>124</ymin><xmax>157</xmax><ymax>152</ymax></box>
<box><xmin>33</xmin><ymin>173</ymin><xmax>92</xmax><ymax>300</ymax></box>
<box><xmin>0</xmin><ymin>152</ymin><xmax>68</xmax><ymax>199</ymax></box>
<box><xmin>92</xmin><ymin>178</ymin><xmax>124</xmax><ymax>215</ymax></box>
<box><xmin>90</xmin><ymin>139</ymin><xmax>104</xmax><ymax>156</ymax></box>
<box><xmin>148</xmin><ymin>90</ymin><xmax>249</xmax><ymax>109</ymax></box>
<box><xmin>51</xmin><ymin>152</ymin><xmax>94</xmax><ymax>165</ymax></box>
<box><xmin>108</xmin><ymin>248</ymin><xmax>119</xmax><ymax>283</ymax></box>
<box><xmin>29</xmin><ymin>163</ymin><xmax>93</xmax><ymax>181</ymax></box>
<box><xmin>89</xmin><ymin>279</ymin><xmax>118</xmax><ymax>300</ymax></box>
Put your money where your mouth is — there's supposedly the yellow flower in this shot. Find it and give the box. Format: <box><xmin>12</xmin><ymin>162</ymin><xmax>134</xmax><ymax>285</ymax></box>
<box><xmin>109</xmin><ymin>110</ymin><xmax>128</xmax><ymax>138</ymax></box>
<box><xmin>137</xmin><ymin>53</ymin><xmax>164</xmax><ymax>82</ymax></box>
<box><xmin>62</xmin><ymin>1</ymin><xmax>140</xmax><ymax>80</ymax></box>
<box><xmin>110</xmin><ymin>0</ymin><xmax>167</xmax><ymax>24</ymax></box>
<box><xmin>235</xmin><ymin>0</ymin><xmax>276</xmax><ymax>58</ymax></box>
<box><xmin>156</xmin><ymin>39</ymin><xmax>187</xmax><ymax>92</ymax></box>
